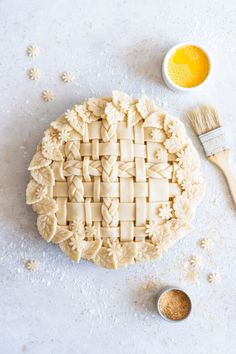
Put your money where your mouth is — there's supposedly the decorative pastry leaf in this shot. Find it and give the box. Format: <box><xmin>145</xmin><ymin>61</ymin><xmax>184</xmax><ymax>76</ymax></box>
<box><xmin>28</xmin><ymin>151</ymin><xmax>51</xmax><ymax>171</ymax></box>
<box><xmin>65</xmin><ymin>109</ymin><xmax>85</xmax><ymax>135</ymax></box>
<box><xmin>51</xmin><ymin>116</ymin><xmax>72</xmax><ymax>132</ymax></box>
<box><xmin>52</xmin><ymin>226</ymin><xmax>73</xmax><ymax>244</ymax></box>
<box><xmin>59</xmin><ymin>238</ymin><xmax>81</xmax><ymax>262</ymax></box>
<box><xmin>32</xmin><ymin>197</ymin><xmax>58</xmax><ymax>215</ymax></box>
<box><xmin>82</xmin><ymin>240</ymin><xmax>102</xmax><ymax>260</ymax></box>
<box><xmin>142</xmin><ymin>112</ymin><xmax>165</xmax><ymax>128</ymax></box>
<box><xmin>26</xmin><ymin>180</ymin><xmax>47</xmax><ymax>204</ymax></box>
<box><xmin>87</xmin><ymin>98</ymin><xmax>107</xmax><ymax>118</ymax></box>
<box><xmin>118</xmin><ymin>242</ymin><xmax>137</xmax><ymax>268</ymax></box>
<box><xmin>31</xmin><ymin>166</ymin><xmax>55</xmax><ymax>186</ymax></box>
<box><xmin>112</xmin><ymin>91</ymin><xmax>133</xmax><ymax>113</ymax></box>
<box><xmin>75</xmin><ymin>103</ymin><xmax>98</xmax><ymax>123</ymax></box>
<box><xmin>44</xmin><ymin>127</ymin><xmax>61</xmax><ymax>146</ymax></box>
<box><xmin>93</xmin><ymin>247</ymin><xmax>115</xmax><ymax>269</ymax></box>
<box><xmin>135</xmin><ymin>242</ymin><xmax>159</xmax><ymax>262</ymax></box>
<box><xmin>105</xmin><ymin>102</ymin><xmax>125</xmax><ymax>125</ymax></box>
<box><xmin>37</xmin><ymin>214</ymin><xmax>57</xmax><ymax>242</ymax></box>
<box><xmin>173</xmin><ymin>195</ymin><xmax>193</xmax><ymax>220</ymax></box>
<box><xmin>164</xmin><ymin>136</ymin><xmax>186</xmax><ymax>154</ymax></box>
<box><xmin>136</xmin><ymin>95</ymin><xmax>157</xmax><ymax>118</ymax></box>
<box><xmin>127</xmin><ymin>105</ymin><xmax>143</xmax><ymax>127</ymax></box>
<box><xmin>41</xmin><ymin>140</ymin><xmax>63</xmax><ymax>161</ymax></box>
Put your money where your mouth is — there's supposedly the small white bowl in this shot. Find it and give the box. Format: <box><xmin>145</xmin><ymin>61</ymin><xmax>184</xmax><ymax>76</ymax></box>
<box><xmin>162</xmin><ymin>42</ymin><xmax>212</xmax><ymax>92</ymax></box>
<box><xmin>157</xmin><ymin>286</ymin><xmax>192</xmax><ymax>322</ymax></box>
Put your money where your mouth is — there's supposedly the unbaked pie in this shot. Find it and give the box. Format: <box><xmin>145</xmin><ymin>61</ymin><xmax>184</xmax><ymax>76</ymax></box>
<box><xmin>26</xmin><ymin>91</ymin><xmax>204</xmax><ymax>269</ymax></box>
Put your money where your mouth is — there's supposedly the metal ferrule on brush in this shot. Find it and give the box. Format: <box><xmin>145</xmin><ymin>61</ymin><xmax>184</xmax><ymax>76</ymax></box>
<box><xmin>199</xmin><ymin>127</ymin><xmax>227</xmax><ymax>157</ymax></box>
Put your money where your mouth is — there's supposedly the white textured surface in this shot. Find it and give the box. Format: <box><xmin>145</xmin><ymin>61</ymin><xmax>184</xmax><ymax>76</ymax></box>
<box><xmin>0</xmin><ymin>1</ymin><xmax>236</xmax><ymax>353</ymax></box>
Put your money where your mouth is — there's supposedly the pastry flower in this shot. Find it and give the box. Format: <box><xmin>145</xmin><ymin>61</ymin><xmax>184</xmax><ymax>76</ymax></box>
<box><xmin>181</xmin><ymin>179</ymin><xmax>193</xmax><ymax>190</ymax></box>
<box><xmin>42</xmin><ymin>90</ymin><xmax>54</xmax><ymax>102</ymax></box>
<box><xmin>145</xmin><ymin>221</ymin><xmax>159</xmax><ymax>238</ymax></box>
<box><xmin>199</xmin><ymin>238</ymin><xmax>213</xmax><ymax>249</ymax></box>
<box><xmin>35</xmin><ymin>186</ymin><xmax>47</xmax><ymax>200</ymax></box>
<box><xmin>156</xmin><ymin>148</ymin><xmax>167</xmax><ymax>162</ymax></box>
<box><xmin>158</xmin><ymin>204</ymin><xmax>173</xmax><ymax>220</ymax></box>
<box><xmin>28</xmin><ymin>68</ymin><xmax>40</xmax><ymax>80</ymax></box>
<box><xmin>150</xmin><ymin>128</ymin><xmax>165</xmax><ymax>142</ymax></box>
<box><xmin>42</xmin><ymin>140</ymin><xmax>54</xmax><ymax>154</ymax></box>
<box><xmin>69</xmin><ymin>235</ymin><xmax>79</xmax><ymax>251</ymax></box>
<box><xmin>44</xmin><ymin>128</ymin><xmax>61</xmax><ymax>145</ymax></box>
<box><xmin>26</xmin><ymin>45</ymin><xmax>39</xmax><ymax>57</ymax></box>
<box><xmin>208</xmin><ymin>272</ymin><xmax>220</xmax><ymax>284</ymax></box>
<box><xmin>65</xmin><ymin>109</ymin><xmax>77</xmax><ymax>122</ymax></box>
<box><xmin>107</xmin><ymin>239</ymin><xmax>122</xmax><ymax>258</ymax></box>
<box><xmin>176</xmin><ymin>149</ymin><xmax>186</xmax><ymax>165</ymax></box>
<box><xmin>85</xmin><ymin>224</ymin><xmax>97</xmax><ymax>238</ymax></box>
<box><xmin>58</xmin><ymin>130</ymin><xmax>70</xmax><ymax>143</ymax></box>
<box><xmin>25</xmin><ymin>259</ymin><xmax>39</xmax><ymax>272</ymax></box>
<box><xmin>70</xmin><ymin>220</ymin><xmax>84</xmax><ymax>236</ymax></box>
<box><xmin>167</xmin><ymin>120</ymin><xmax>184</xmax><ymax>136</ymax></box>
<box><xmin>189</xmin><ymin>256</ymin><xmax>201</xmax><ymax>267</ymax></box>
<box><xmin>61</xmin><ymin>72</ymin><xmax>75</xmax><ymax>83</ymax></box>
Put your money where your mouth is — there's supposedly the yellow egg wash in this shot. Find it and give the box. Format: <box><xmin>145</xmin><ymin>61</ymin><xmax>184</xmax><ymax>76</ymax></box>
<box><xmin>168</xmin><ymin>45</ymin><xmax>210</xmax><ymax>88</ymax></box>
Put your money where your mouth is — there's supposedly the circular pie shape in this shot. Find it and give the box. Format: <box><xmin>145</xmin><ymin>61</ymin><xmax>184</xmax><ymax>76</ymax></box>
<box><xmin>26</xmin><ymin>91</ymin><xmax>204</xmax><ymax>269</ymax></box>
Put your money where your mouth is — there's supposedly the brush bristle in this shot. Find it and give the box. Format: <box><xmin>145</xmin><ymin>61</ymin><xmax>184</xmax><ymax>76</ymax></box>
<box><xmin>187</xmin><ymin>105</ymin><xmax>221</xmax><ymax>135</ymax></box>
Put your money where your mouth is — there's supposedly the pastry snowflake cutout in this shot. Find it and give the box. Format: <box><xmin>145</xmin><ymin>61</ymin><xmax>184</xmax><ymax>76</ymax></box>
<box><xmin>42</xmin><ymin>90</ymin><xmax>54</xmax><ymax>102</ymax></box>
<box><xmin>26</xmin><ymin>45</ymin><xmax>39</xmax><ymax>57</ymax></box>
<box><xmin>28</xmin><ymin>68</ymin><xmax>40</xmax><ymax>80</ymax></box>
<box><xmin>26</xmin><ymin>91</ymin><xmax>204</xmax><ymax>269</ymax></box>
<box><xmin>61</xmin><ymin>72</ymin><xmax>75</xmax><ymax>83</ymax></box>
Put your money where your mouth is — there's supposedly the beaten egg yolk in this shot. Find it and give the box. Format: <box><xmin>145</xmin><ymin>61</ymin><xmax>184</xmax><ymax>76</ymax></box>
<box><xmin>167</xmin><ymin>45</ymin><xmax>210</xmax><ymax>88</ymax></box>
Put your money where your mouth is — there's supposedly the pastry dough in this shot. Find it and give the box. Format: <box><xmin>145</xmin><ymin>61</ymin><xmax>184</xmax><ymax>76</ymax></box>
<box><xmin>26</xmin><ymin>92</ymin><xmax>204</xmax><ymax>269</ymax></box>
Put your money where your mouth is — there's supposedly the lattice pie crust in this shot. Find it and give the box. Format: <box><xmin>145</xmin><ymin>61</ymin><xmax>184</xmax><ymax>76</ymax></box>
<box><xmin>26</xmin><ymin>92</ymin><xmax>204</xmax><ymax>269</ymax></box>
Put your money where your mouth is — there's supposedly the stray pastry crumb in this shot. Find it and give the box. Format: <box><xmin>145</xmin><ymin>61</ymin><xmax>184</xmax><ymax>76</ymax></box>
<box><xmin>212</xmin><ymin>197</ymin><xmax>219</xmax><ymax>205</ymax></box>
<box><xmin>42</xmin><ymin>90</ymin><xmax>54</xmax><ymax>102</ymax></box>
<box><xmin>21</xmin><ymin>344</ymin><xmax>27</xmax><ymax>352</ymax></box>
<box><xmin>184</xmin><ymin>268</ymin><xmax>198</xmax><ymax>283</ymax></box>
<box><xmin>159</xmin><ymin>290</ymin><xmax>191</xmax><ymax>321</ymax></box>
<box><xmin>61</xmin><ymin>72</ymin><xmax>74</xmax><ymax>83</ymax></box>
<box><xmin>25</xmin><ymin>259</ymin><xmax>39</xmax><ymax>272</ymax></box>
<box><xmin>198</xmin><ymin>238</ymin><xmax>213</xmax><ymax>249</ymax></box>
<box><xmin>28</xmin><ymin>68</ymin><xmax>40</xmax><ymax>80</ymax></box>
<box><xmin>208</xmin><ymin>272</ymin><xmax>220</xmax><ymax>284</ymax></box>
<box><xmin>26</xmin><ymin>45</ymin><xmax>39</xmax><ymax>58</ymax></box>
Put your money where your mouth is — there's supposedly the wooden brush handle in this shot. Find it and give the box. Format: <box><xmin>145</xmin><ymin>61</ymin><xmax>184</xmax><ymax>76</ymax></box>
<box><xmin>209</xmin><ymin>149</ymin><xmax>236</xmax><ymax>208</ymax></box>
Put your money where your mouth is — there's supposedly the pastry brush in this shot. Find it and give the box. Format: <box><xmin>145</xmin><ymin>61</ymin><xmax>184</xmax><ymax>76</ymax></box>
<box><xmin>188</xmin><ymin>105</ymin><xmax>236</xmax><ymax>208</ymax></box>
